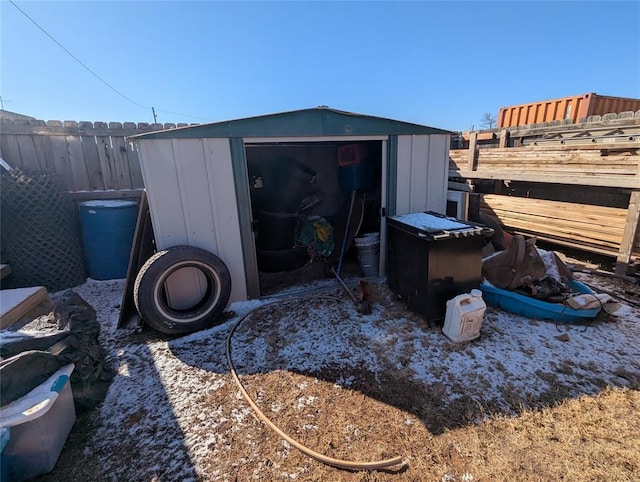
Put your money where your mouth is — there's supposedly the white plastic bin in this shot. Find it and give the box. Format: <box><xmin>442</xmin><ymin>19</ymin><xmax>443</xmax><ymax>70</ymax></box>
<box><xmin>442</xmin><ymin>289</ymin><xmax>486</xmax><ymax>342</ymax></box>
<box><xmin>0</xmin><ymin>364</ymin><xmax>76</xmax><ymax>481</ymax></box>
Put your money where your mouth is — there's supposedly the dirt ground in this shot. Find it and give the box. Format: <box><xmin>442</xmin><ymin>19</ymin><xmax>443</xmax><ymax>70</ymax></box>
<box><xmin>21</xmin><ymin>260</ymin><xmax>640</xmax><ymax>482</ymax></box>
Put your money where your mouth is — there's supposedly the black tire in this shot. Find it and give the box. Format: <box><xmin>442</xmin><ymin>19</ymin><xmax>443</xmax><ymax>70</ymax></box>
<box><xmin>134</xmin><ymin>245</ymin><xmax>231</xmax><ymax>335</ymax></box>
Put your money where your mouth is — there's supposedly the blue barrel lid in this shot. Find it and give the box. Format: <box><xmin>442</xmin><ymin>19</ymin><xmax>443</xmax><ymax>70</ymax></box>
<box><xmin>81</xmin><ymin>200</ymin><xmax>138</xmax><ymax>209</ymax></box>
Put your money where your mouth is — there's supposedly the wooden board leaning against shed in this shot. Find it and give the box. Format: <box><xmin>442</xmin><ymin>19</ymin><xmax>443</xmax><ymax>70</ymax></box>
<box><xmin>118</xmin><ymin>190</ymin><xmax>155</xmax><ymax>329</ymax></box>
<box><xmin>449</xmin><ymin>114</ymin><xmax>640</xmax><ymax>274</ymax></box>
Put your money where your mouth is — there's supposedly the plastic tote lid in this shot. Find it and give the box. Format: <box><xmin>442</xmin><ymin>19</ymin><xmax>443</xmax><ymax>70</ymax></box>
<box><xmin>388</xmin><ymin>211</ymin><xmax>491</xmax><ymax>240</ymax></box>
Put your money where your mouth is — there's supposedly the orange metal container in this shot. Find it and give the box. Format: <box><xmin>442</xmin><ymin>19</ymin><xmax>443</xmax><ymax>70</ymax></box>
<box><xmin>497</xmin><ymin>93</ymin><xmax>640</xmax><ymax>128</ymax></box>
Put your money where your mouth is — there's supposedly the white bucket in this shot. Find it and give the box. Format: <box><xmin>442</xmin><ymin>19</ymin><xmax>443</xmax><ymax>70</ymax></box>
<box><xmin>354</xmin><ymin>233</ymin><xmax>380</xmax><ymax>277</ymax></box>
<box><xmin>442</xmin><ymin>289</ymin><xmax>486</xmax><ymax>343</ymax></box>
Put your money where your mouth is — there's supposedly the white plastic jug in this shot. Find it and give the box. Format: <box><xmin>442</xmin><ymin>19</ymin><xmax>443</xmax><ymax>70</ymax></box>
<box><xmin>442</xmin><ymin>289</ymin><xmax>486</xmax><ymax>343</ymax></box>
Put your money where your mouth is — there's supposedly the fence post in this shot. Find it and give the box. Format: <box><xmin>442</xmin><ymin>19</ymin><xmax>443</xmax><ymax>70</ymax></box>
<box><xmin>616</xmin><ymin>190</ymin><xmax>640</xmax><ymax>275</ymax></box>
<box><xmin>499</xmin><ymin>129</ymin><xmax>509</xmax><ymax>149</ymax></box>
<box><xmin>467</xmin><ymin>131</ymin><xmax>478</xmax><ymax>171</ymax></box>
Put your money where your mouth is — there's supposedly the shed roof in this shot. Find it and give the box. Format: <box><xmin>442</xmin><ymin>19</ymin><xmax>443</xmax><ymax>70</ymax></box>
<box><xmin>130</xmin><ymin>107</ymin><xmax>453</xmax><ymax>140</ymax></box>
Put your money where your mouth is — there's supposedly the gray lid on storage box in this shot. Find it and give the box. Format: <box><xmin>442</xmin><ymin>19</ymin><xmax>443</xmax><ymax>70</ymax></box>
<box><xmin>388</xmin><ymin>211</ymin><xmax>492</xmax><ymax>240</ymax></box>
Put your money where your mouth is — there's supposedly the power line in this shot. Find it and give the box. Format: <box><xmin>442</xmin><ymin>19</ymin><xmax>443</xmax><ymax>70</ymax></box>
<box><xmin>8</xmin><ymin>0</ymin><xmax>214</xmax><ymax>122</ymax></box>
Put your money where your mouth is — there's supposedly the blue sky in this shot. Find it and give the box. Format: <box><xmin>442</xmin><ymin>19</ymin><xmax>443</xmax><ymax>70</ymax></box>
<box><xmin>1</xmin><ymin>1</ymin><xmax>639</xmax><ymax>131</ymax></box>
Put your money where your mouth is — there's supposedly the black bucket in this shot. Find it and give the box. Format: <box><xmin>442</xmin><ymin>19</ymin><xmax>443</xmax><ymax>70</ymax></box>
<box><xmin>269</xmin><ymin>157</ymin><xmax>317</xmax><ymax>212</ymax></box>
<box><xmin>256</xmin><ymin>210</ymin><xmax>298</xmax><ymax>250</ymax></box>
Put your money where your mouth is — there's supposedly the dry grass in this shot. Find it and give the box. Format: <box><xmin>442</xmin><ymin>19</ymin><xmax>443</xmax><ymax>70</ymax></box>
<box><xmin>37</xmin><ymin>279</ymin><xmax>640</xmax><ymax>482</ymax></box>
<box><xmin>50</xmin><ymin>377</ymin><xmax>640</xmax><ymax>481</ymax></box>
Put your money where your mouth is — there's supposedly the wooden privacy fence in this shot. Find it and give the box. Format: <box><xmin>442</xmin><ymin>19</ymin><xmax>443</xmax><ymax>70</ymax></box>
<box><xmin>0</xmin><ymin>118</ymin><xmax>196</xmax><ymax>193</ymax></box>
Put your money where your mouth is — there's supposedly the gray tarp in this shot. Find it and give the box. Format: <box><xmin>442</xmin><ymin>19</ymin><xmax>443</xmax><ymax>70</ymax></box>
<box><xmin>0</xmin><ymin>290</ymin><xmax>114</xmax><ymax>412</ymax></box>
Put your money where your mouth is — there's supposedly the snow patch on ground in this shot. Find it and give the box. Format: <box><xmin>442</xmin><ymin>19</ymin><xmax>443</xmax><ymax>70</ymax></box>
<box><xmin>38</xmin><ymin>275</ymin><xmax>640</xmax><ymax>480</ymax></box>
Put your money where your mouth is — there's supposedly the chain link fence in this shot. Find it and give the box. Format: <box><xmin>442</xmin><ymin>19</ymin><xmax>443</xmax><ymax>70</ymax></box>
<box><xmin>1</xmin><ymin>168</ymin><xmax>87</xmax><ymax>292</ymax></box>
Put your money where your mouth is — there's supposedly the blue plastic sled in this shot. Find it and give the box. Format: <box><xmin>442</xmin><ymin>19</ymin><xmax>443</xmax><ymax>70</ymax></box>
<box><xmin>479</xmin><ymin>280</ymin><xmax>601</xmax><ymax>323</ymax></box>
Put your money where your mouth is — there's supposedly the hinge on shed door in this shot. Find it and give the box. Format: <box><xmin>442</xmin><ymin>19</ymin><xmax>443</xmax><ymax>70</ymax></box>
<box><xmin>381</xmin><ymin>207</ymin><xmax>386</xmax><ymax>218</ymax></box>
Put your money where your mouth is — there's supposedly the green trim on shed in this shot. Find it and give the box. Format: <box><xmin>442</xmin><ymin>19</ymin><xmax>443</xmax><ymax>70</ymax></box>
<box><xmin>386</xmin><ymin>135</ymin><xmax>398</xmax><ymax>217</ymax></box>
<box><xmin>130</xmin><ymin>107</ymin><xmax>453</xmax><ymax>140</ymax></box>
<box><xmin>229</xmin><ymin>137</ymin><xmax>260</xmax><ymax>299</ymax></box>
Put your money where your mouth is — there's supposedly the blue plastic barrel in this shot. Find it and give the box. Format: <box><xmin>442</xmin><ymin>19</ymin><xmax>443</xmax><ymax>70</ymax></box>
<box><xmin>79</xmin><ymin>200</ymin><xmax>138</xmax><ymax>280</ymax></box>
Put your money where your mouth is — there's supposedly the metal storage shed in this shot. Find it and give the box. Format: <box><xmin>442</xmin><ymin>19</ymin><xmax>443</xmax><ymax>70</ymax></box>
<box><xmin>130</xmin><ymin>107</ymin><xmax>452</xmax><ymax>324</ymax></box>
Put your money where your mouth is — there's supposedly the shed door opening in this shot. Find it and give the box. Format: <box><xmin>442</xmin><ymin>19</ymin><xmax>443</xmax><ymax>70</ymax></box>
<box><xmin>245</xmin><ymin>140</ymin><xmax>384</xmax><ymax>296</ymax></box>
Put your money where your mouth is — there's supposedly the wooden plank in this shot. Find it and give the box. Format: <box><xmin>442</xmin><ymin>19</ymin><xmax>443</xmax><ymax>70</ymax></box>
<box><xmin>499</xmin><ymin>130</ymin><xmax>509</xmax><ymax>149</ymax></box>
<box><xmin>483</xmin><ymin>213</ymin><xmax>623</xmax><ymax>247</ymax></box>
<box><xmin>0</xmin><ymin>286</ymin><xmax>49</xmax><ymax>329</ymax></box>
<box><xmin>616</xmin><ymin>191</ymin><xmax>640</xmax><ymax>274</ymax></box>
<box><xmin>68</xmin><ymin>188</ymin><xmax>144</xmax><ymax>200</ymax></box>
<box><xmin>467</xmin><ymin>131</ymin><xmax>477</xmax><ymax>170</ymax></box>
<box><xmin>81</xmin><ymin>135</ymin><xmax>106</xmax><ymax>190</ymax></box>
<box><xmin>118</xmin><ymin>190</ymin><xmax>154</xmax><ymax>329</ymax></box>
<box><xmin>96</xmin><ymin>136</ymin><xmax>118</xmax><ymax>189</ymax></box>
<box><xmin>110</xmin><ymin>135</ymin><xmax>133</xmax><ymax>189</ymax></box>
<box><xmin>481</xmin><ymin>195</ymin><xmax>627</xmax><ymax>221</ymax></box>
<box><xmin>0</xmin><ymin>135</ymin><xmax>21</xmax><ymax>168</ymax></box>
<box><xmin>32</xmin><ymin>135</ymin><xmax>55</xmax><ymax>171</ymax></box>
<box><xmin>451</xmin><ymin>145</ymin><xmax>640</xmax><ymax>160</ymax></box>
<box><xmin>470</xmin><ymin>164</ymin><xmax>636</xmax><ymax>174</ymax></box>
<box><xmin>462</xmin><ymin>131</ymin><xmax>497</xmax><ymax>141</ymax></box>
<box><xmin>49</xmin><ymin>135</ymin><xmax>74</xmax><ymax>189</ymax></box>
<box><xmin>481</xmin><ymin>214</ymin><xmax>622</xmax><ymax>253</ymax></box>
<box><xmin>15</xmin><ymin>135</ymin><xmax>40</xmax><ymax>170</ymax></box>
<box><xmin>124</xmin><ymin>140</ymin><xmax>144</xmax><ymax>188</ymax></box>
<box><xmin>483</xmin><ymin>207</ymin><xmax>623</xmax><ymax>242</ymax></box>
<box><xmin>66</xmin><ymin>135</ymin><xmax>91</xmax><ymax>191</ymax></box>
<box><xmin>509</xmin><ymin>231</ymin><xmax>619</xmax><ymax>258</ymax></box>
<box><xmin>476</xmin><ymin>155</ymin><xmax>637</xmax><ymax>166</ymax></box>
<box><xmin>484</xmin><ymin>213</ymin><xmax>624</xmax><ymax>241</ymax></box>
<box><xmin>450</xmin><ymin>169</ymin><xmax>640</xmax><ymax>188</ymax></box>
<box><xmin>479</xmin><ymin>194</ymin><xmax>631</xmax><ymax>258</ymax></box>
<box><xmin>475</xmin><ymin>150</ymin><xmax>637</xmax><ymax>160</ymax></box>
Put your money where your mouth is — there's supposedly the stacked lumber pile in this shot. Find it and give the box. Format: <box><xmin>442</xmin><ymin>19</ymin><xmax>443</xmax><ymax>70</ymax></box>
<box><xmin>450</xmin><ymin>145</ymin><xmax>640</xmax><ymax>188</ymax></box>
<box><xmin>480</xmin><ymin>194</ymin><xmax>639</xmax><ymax>259</ymax></box>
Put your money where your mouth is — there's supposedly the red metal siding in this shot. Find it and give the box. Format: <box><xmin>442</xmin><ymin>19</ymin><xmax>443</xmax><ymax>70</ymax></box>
<box><xmin>497</xmin><ymin>93</ymin><xmax>640</xmax><ymax>128</ymax></box>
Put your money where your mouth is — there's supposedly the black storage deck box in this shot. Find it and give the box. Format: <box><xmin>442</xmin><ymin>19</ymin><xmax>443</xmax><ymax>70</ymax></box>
<box><xmin>387</xmin><ymin>211</ymin><xmax>492</xmax><ymax>324</ymax></box>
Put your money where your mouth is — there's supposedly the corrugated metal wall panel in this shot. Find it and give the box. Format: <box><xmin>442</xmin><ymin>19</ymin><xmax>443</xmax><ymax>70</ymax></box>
<box><xmin>498</xmin><ymin>94</ymin><xmax>592</xmax><ymax>127</ymax></box>
<box><xmin>395</xmin><ymin>134</ymin><xmax>448</xmax><ymax>215</ymax></box>
<box><xmin>202</xmin><ymin>138</ymin><xmax>247</xmax><ymax>303</ymax></box>
<box><xmin>137</xmin><ymin>139</ymin><xmax>188</xmax><ymax>248</ymax></box>
<box><xmin>395</xmin><ymin>135</ymin><xmax>413</xmax><ymax>214</ymax></box>
<box><xmin>136</xmin><ymin>138</ymin><xmax>247</xmax><ymax>304</ymax></box>
<box><xmin>589</xmin><ymin>95</ymin><xmax>640</xmax><ymax>117</ymax></box>
<box><xmin>426</xmin><ymin>134</ymin><xmax>449</xmax><ymax>214</ymax></box>
<box><xmin>498</xmin><ymin>93</ymin><xmax>640</xmax><ymax>128</ymax></box>
<box><xmin>408</xmin><ymin>135</ymin><xmax>430</xmax><ymax>212</ymax></box>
